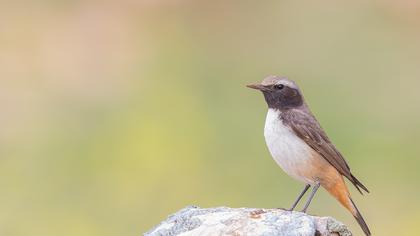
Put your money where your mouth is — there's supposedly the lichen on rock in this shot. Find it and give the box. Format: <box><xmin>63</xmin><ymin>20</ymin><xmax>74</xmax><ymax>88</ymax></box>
<box><xmin>145</xmin><ymin>206</ymin><xmax>352</xmax><ymax>236</ymax></box>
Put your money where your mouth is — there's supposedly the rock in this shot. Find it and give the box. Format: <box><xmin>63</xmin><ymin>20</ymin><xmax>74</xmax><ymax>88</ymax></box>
<box><xmin>145</xmin><ymin>206</ymin><xmax>352</xmax><ymax>236</ymax></box>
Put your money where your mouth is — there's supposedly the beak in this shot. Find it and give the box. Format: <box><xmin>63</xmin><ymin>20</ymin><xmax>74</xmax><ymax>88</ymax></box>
<box><xmin>246</xmin><ymin>83</ymin><xmax>268</xmax><ymax>91</ymax></box>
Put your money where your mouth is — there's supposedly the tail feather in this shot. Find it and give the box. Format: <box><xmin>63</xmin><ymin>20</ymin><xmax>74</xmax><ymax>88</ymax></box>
<box><xmin>325</xmin><ymin>177</ymin><xmax>371</xmax><ymax>236</ymax></box>
<box><xmin>350</xmin><ymin>197</ymin><xmax>371</xmax><ymax>236</ymax></box>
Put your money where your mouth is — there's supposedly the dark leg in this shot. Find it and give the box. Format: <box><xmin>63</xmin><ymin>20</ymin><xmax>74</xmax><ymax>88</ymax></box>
<box><xmin>288</xmin><ymin>184</ymin><xmax>311</xmax><ymax>211</ymax></box>
<box><xmin>301</xmin><ymin>182</ymin><xmax>321</xmax><ymax>213</ymax></box>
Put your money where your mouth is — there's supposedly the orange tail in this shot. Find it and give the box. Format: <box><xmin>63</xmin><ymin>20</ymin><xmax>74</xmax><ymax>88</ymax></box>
<box><xmin>349</xmin><ymin>197</ymin><xmax>371</xmax><ymax>236</ymax></box>
<box><xmin>325</xmin><ymin>178</ymin><xmax>371</xmax><ymax>236</ymax></box>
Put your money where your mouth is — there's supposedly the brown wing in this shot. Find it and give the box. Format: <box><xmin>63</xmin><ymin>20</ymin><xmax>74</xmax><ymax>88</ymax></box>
<box><xmin>283</xmin><ymin>109</ymin><xmax>369</xmax><ymax>194</ymax></box>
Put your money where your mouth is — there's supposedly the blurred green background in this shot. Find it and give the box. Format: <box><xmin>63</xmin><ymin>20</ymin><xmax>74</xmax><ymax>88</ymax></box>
<box><xmin>1</xmin><ymin>0</ymin><xmax>420</xmax><ymax>235</ymax></box>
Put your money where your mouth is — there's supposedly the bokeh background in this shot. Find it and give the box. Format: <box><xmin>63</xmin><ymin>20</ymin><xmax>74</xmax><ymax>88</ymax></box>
<box><xmin>1</xmin><ymin>0</ymin><xmax>420</xmax><ymax>235</ymax></box>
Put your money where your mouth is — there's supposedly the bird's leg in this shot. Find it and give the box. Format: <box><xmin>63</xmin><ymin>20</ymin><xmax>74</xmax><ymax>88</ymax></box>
<box><xmin>301</xmin><ymin>182</ymin><xmax>321</xmax><ymax>213</ymax></box>
<box><xmin>288</xmin><ymin>184</ymin><xmax>311</xmax><ymax>211</ymax></box>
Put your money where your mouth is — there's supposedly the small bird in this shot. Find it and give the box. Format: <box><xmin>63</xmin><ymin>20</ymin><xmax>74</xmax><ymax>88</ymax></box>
<box><xmin>247</xmin><ymin>76</ymin><xmax>371</xmax><ymax>236</ymax></box>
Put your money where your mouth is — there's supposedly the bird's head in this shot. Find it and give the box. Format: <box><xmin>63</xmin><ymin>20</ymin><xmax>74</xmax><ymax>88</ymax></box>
<box><xmin>247</xmin><ymin>75</ymin><xmax>304</xmax><ymax>110</ymax></box>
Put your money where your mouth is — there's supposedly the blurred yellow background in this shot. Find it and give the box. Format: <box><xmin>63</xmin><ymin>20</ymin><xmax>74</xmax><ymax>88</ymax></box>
<box><xmin>1</xmin><ymin>1</ymin><xmax>420</xmax><ymax>235</ymax></box>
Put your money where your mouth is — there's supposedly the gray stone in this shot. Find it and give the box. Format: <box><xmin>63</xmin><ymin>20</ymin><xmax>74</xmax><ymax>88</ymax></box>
<box><xmin>145</xmin><ymin>206</ymin><xmax>352</xmax><ymax>236</ymax></box>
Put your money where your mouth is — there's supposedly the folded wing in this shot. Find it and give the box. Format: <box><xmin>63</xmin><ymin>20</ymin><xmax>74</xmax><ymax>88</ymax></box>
<box><xmin>282</xmin><ymin>109</ymin><xmax>369</xmax><ymax>194</ymax></box>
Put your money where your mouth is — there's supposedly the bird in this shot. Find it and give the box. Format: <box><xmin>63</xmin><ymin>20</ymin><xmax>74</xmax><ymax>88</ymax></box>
<box><xmin>246</xmin><ymin>75</ymin><xmax>371</xmax><ymax>236</ymax></box>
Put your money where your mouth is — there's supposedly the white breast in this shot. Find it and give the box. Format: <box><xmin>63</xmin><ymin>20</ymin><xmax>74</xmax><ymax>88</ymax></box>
<box><xmin>264</xmin><ymin>109</ymin><xmax>315</xmax><ymax>184</ymax></box>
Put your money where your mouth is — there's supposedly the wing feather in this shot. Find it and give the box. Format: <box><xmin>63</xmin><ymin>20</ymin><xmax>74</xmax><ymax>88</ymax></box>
<box><xmin>282</xmin><ymin>109</ymin><xmax>369</xmax><ymax>194</ymax></box>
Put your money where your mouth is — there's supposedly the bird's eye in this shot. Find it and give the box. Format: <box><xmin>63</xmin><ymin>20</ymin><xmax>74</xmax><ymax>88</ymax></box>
<box><xmin>274</xmin><ymin>84</ymin><xmax>284</xmax><ymax>90</ymax></box>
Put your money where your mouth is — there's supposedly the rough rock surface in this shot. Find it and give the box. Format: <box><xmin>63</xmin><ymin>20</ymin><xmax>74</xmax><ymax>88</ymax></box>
<box><xmin>145</xmin><ymin>206</ymin><xmax>352</xmax><ymax>236</ymax></box>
